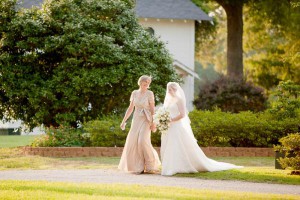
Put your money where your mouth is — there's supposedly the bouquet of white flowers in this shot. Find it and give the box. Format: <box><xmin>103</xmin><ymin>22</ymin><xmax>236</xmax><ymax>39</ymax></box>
<box><xmin>153</xmin><ymin>107</ymin><xmax>171</xmax><ymax>134</ymax></box>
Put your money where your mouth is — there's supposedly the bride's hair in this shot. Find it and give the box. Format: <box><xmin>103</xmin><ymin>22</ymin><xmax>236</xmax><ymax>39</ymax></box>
<box><xmin>167</xmin><ymin>82</ymin><xmax>178</xmax><ymax>92</ymax></box>
<box><xmin>164</xmin><ymin>82</ymin><xmax>191</xmax><ymax>123</ymax></box>
<box><xmin>165</xmin><ymin>82</ymin><xmax>184</xmax><ymax>104</ymax></box>
<box><xmin>138</xmin><ymin>75</ymin><xmax>152</xmax><ymax>86</ymax></box>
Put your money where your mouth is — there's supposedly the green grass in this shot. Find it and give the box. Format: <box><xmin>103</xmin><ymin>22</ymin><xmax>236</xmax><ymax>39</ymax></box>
<box><xmin>0</xmin><ymin>135</ymin><xmax>37</xmax><ymax>148</ymax></box>
<box><xmin>177</xmin><ymin>167</ymin><xmax>300</xmax><ymax>185</ymax></box>
<box><xmin>0</xmin><ymin>148</ymin><xmax>119</xmax><ymax>170</ymax></box>
<box><xmin>176</xmin><ymin>157</ymin><xmax>300</xmax><ymax>185</ymax></box>
<box><xmin>0</xmin><ymin>180</ymin><xmax>298</xmax><ymax>200</ymax></box>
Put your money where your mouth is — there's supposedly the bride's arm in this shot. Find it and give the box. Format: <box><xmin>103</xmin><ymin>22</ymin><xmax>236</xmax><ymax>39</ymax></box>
<box><xmin>170</xmin><ymin>99</ymin><xmax>186</xmax><ymax>122</ymax></box>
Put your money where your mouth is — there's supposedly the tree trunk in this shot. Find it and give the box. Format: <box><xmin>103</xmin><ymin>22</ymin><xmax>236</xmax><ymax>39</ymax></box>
<box><xmin>220</xmin><ymin>2</ymin><xmax>244</xmax><ymax>79</ymax></box>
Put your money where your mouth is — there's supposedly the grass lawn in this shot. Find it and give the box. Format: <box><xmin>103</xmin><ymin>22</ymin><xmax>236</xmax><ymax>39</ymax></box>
<box><xmin>0</xmin><ymin>135</ymin><xmax>37</xmax><ymax>148</ymax></box>
<box><xmin>176</xmin><ymin>157</ymin><xmax>300</xmax><ymax>185</ymax></box>
<box><xmin>1</xmin><ymin>148</ymin><xmax>299</xmax><ymax>185</ymax></box>
<box><xmin>0</xmin><ymin>180</ymin><xmax>299</xmax><ymax>200</ymax></box>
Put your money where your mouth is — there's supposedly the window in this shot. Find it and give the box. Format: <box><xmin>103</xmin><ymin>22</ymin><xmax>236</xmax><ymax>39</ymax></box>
<box><xmin>145</xmin><ymin>27</ymin><xmax>155</xmax><ymax>35</ymax></box>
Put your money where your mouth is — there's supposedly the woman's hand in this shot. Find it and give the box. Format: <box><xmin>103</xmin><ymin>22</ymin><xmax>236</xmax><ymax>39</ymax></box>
<box><xmin>120</xmin><ymin>122</ymin><xmax>126</xmax><ymax>130</ymax></box>
<box><xmin>150</xmin><ymin>123</ymin><xmax>157</xmax><ymax>132</ymax></box>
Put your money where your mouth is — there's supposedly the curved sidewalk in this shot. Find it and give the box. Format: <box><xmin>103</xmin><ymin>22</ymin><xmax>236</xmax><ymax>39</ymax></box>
<box><xmin>1</xmin><ymin>169</ymin><xmax>300</xmax><ymax>195</ymax></box>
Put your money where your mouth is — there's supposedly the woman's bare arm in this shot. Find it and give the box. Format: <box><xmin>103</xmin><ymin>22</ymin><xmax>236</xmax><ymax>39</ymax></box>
<box><xmin>120</xmin><ymin>101</ymin><xmax>134</xmax><ymax>129</ymax></box>
<box><xmin>171</xmin><ymin>98</ymin><xmax>186</xmax><ymax>122</ymax></box>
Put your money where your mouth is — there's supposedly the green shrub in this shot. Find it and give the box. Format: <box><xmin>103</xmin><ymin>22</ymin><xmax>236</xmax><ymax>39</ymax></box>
<box><xmin>83</xmin><ymin>116</ymin><xmax>128</xmax><ymax>147</ymax></box>
<box><xmin>84</xmin><ymin>115</ymin><xmax>162</xmax><ymax>147</ymax></box>
<box><xmin>269</xmin><ymin>80</ymin><xmax>300</xmax><ymax>120</ymax></box>
<box><xmin>275</xmin><ymin>133</ymin><xmax>300</xmax><ymax>174</ymax></box>
<box><xmin>193</xmin><ymin>75</ymin><xmax>267</xmax><ymax>113</ymax></box>
<box><xmin>189</xmin><ymin>109</ymin><xmax>299</xmax><ymax>147</ymax></box>
<box><xmin>151</xmin><ymin>132</ymin><xmax>161</xmax><ymax>147</ymax></box>
<box><xmin>31</xmin><ymin>126</ymin><xmax>90</xmax><ymax>147</ymax></box>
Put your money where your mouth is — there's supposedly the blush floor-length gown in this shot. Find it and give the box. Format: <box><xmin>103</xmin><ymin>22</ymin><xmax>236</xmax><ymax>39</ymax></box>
<box><xmin>118</xmin><ymin>90</ymin><xmax>160</xmax><ymax>173</ymax></box>
<box><xmin>160</xmin><ymin>101</ymin><xmax>243</xmax><ymax>176</ymax></box>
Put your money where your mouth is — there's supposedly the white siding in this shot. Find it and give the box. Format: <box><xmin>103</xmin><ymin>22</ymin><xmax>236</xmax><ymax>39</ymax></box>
<box><xmin>139</xmin><ymin>18</ymin><xmax>195</xmax><ymax>110</ymax></box>
<box><xmin>0</xmin><ymin>120</ymin><xmax>44</xmax><ymax>135</ymax></box>
<box><xmin>139</xmin><ymin>18</ymin><xmax>195</xmax><ymax>70</ymax></box>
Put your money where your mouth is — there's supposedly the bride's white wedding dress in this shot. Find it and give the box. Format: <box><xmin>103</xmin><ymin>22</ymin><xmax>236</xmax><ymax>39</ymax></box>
<box><xmin>160</xmin><ymin>83</ymin><xmax>243</xmax><ymax>176</ymax></box>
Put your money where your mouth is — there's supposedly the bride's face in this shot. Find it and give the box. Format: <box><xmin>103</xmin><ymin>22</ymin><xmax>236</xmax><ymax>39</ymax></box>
<box><xmin>168</xmin><ymin>86</ymin><xmax>177</xmax><ymax>97</ymax></box>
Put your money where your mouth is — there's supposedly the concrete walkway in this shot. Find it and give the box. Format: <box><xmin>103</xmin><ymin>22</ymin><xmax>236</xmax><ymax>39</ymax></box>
<box><xmin>0</xmin><ymin>169</ymin><xmax>299</xmax><ymax>195</ymax></box>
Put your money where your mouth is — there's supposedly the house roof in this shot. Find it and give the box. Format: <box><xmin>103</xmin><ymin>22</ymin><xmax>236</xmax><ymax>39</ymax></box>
<box><xmin>173</xmin><ymin>60</ymin><xmax>199</xmax><ymax>79</ymax></box>
<box><xmin>17</xmin><ymin>0</ymin><xmax>43</xmax><ymax>9</ymax></box>
<box><xmin>135</xmin><ymin>0</ymin><xmax>211</xmax><ymax>21</ymax></box>
<box><xmin>18</xmin><ymin>0</ymin><xmax>211</xmax><ymax>21</ymax></box>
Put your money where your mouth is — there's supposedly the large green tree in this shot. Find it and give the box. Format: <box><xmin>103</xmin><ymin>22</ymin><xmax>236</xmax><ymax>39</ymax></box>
<box><xmin>193</xmin><ymin>0</ymin><xmax>246</xmax><ymax>79</ymax></box>
<box><xmin>193</xmin><ymin>0</ymin><xmax>298</xmax><ymax>80</ymax></box>
<box><xmin>244</xmin><ymin>0</ymin><xmax>300</xmax><ymax>89</ymax></box>
<box><xmin>0</xmin><ymin>0</ymin><xmax>178</xmax><ymax>129</ymax></box>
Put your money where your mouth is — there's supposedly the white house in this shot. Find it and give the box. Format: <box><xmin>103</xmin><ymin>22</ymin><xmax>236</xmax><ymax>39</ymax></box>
<box><xmin>1</xmin><ymin>0</ymin><xmax>210</xmax><ymax>134</ymax></box>
<box><xmin>135</xmin><ymin>0</ymin><xmax>211</xmax><ymax>110</ymax></box>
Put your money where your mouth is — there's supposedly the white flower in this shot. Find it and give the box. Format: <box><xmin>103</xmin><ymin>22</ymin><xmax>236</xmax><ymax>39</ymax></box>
<box><xmin>153</xmin><ymin>107</ymin><xmax>171</xmax><ymax>134</ymax></box>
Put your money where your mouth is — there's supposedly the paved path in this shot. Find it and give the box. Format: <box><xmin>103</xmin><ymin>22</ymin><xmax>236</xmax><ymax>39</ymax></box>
<box><xmin>0</xmin><ymin>169</ymin><xmax>299</xmax><ymax>195</ymax></box>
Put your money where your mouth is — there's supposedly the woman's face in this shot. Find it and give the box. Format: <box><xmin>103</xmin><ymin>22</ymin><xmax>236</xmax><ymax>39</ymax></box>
<box><xmin>140</xmin><ymin>79</ymin><xmax>151</xmax><ymax>90</ymax></box>
<box><xmin>167</xmin><ymin>86</ymin><xmax>176</xmax><ymax>97</ymax></box>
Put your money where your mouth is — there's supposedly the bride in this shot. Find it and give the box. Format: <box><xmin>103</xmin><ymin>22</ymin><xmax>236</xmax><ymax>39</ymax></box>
<box><xmin>160</xmin><ymin>82</ymin><xmax>243</xmax><ymax>176</ymax></box>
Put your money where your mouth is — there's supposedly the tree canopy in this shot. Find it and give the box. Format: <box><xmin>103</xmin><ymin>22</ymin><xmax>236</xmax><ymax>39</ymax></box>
<box><xmin>0</xmin><ymin>0</ymin><xmax>178</xmax><ymax>129</ymax></box>
<box><xmin>193</xmin><ymin>0</ymin><xmax>299</xmax><ymax>89</ymax></box>
<box><xmin>193</xmin><ymin>0</ymin><xmax>300</xmax><ymax>83</ymax></box>
<box><xmin>244</xmin><ymin>0</ymin><xmax>300</xmax><ymax>89</ymax></box>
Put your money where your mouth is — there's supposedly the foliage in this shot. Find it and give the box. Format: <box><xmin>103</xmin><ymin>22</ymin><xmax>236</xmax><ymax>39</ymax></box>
<box><xmin>83</xmin><ymin>115</ymin><xmax>128</xmax><ymax>147</ymax></box>
<box><xmin>193</xmin><ymin>0</ymin><xmax>299</xmax><ymax>89</ymax></box>
<box><xmin>31</xmin><ymin>126</ymin><xmax>90</xmax><ymax>147</ymax></box>
<box><xmin>192</xmin><ymin>0</ymin><xmax>217</xmax><ymax>53</ymax></box>
<box><xmin>83</xmin><ymin>115</ymin><xmax>162</xmax><ymax>147</ymax></box>
<box><xmin>244</xmin><ymin>1</ymin><xmax>300</xmax><ymax>89</ymax></box>
<box><xmin>0</xmin><ymin>0</ymin><xmax>16</xmax><ymax>36</ymax></box>
<box><xmin>189</xmin><ymin>109</ymin><xmax>299</xmax><ymax>147</ymax></box>
<box><xmin>275</xmin><ymin>133</ymin><xmax>300</xmax><ymax>173</ymax></box>
<box><xmin>194</xmin><ymin>75</ymin><xmax>267</xmax><ymax>113</ymax></box>
<box><xmin>193</xmin><ymin>1</ymin><xmax>227</xmax><ymax>73</ymax></box>
<box><xmin>0</xmin><ymin>0</ymin><xmax>178</xmax><ymax>129</ymax></box>
<box><xmin>268</xmin><ymin>80</ymin><xmax>300</xmax><ymax>120</ymax></box>
<box><xmin>194</xmin><ymin>62</ymin><xmax>221</xmax><ymax>98</ymax></box>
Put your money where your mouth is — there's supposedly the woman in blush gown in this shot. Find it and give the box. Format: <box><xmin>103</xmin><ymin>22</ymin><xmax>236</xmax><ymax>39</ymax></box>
<box><xmin>160</xmin><ymin>82</ymin><xmax>243</xmax><ymax>176</ymax></box>
<box><xmin>118</xmin><ymin>75</ymin><xmax>160</xmax><ymax>174</ymax></box>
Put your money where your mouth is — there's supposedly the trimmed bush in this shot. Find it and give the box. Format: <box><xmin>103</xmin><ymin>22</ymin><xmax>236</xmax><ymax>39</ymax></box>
<box><xmin>31</xmin><ymin>110</ymin><xmax>299</xmax><ymax>148</ymax></box>
<box><xmin>84</xmin><ymin>116</ymin><xmax>162</xmax><ymax>147</ymax></box>
<box><xmin>275</xmin><ymin>133</ymin><xmax>300</xmax><ymax>174</ymax></box>
<box><xmin>83</xmin><ymin>116</ymin><xmax>128</xmax><ymax>147</ymax></box>
<box><xmin>31</xmin><ymin>126</ymin><xmax>90</xmax><ymax>147</ymax></box>
<box><xmin>189</xmin><ymin>109</ymin><xmax>299</xmax><ymax>147</ymax></box>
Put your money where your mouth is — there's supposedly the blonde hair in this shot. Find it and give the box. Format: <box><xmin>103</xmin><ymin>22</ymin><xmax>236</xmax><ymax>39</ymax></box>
<box><xmin>138</xmin><ymin>75</ymin><xmax>152</xmax><ymax>86</ymax></box>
